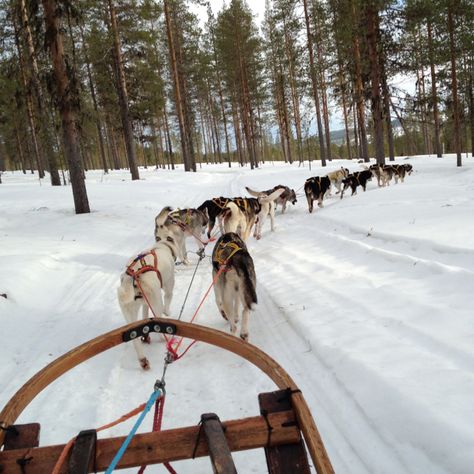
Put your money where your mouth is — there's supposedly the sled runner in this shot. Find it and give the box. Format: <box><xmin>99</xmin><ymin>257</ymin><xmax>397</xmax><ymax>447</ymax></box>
<box><xmin>0</xmin><ymin>318</ymin><xmax>334</xmax><ymax>474</ymax></box>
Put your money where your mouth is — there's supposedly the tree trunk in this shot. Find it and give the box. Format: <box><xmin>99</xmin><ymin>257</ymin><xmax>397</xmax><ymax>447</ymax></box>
<box><xmin>469</xmin><ymin>65</ymin><xmax>474</xmax><ymax>157</ymax></box>
<box><xmin>164</xmin><ymin>0</ymin><xmax>192</xmax><ymax>171</ymax></box>
<box><xmin>278</xmin><ymin>62</ymin><xmax>293</xmax><ymax>164</ymax></box>
<box><xmin>427</xmin><ymin>19</ymin><xmax>442</xmax><ymax>157</ymax></box>
<box><xmin>20</xmin><ymin>0</ymin><xmax>60</xmax><ymax>185</ymax></box>
<box><xmin>351</xmin><ymin>0</ymin><xmax>369</xmax><ymax>161</ymax></box>
<box><xmin>163</xmin><ymin>105</ymin><xmax>175</xmax><ymax>170</ymax></box>
<box><xmin>231</xmin><ymin>90</ymin><xmax>244</xmax><ymax>166</ymax></box>
<box><xmin>448</xmin><ymin>5</ymin><xmax>462</xmax><ymax>166</ymax></box>
<box><xmin>352</xmin><ymin>101</ymin><xmax>360</xmax><ymax>158</ymax></box>
<box><xmin>415</xmin><ymin>32</ymin><xmax>430</xmax><ymax>155</ymax></box>
<box><xmin>283</xmin><ymin>16</ymin><xmax>303</xmax><ymax>163</ymax></box>
<box><xmin>366</xmin><ymin>2</ymin><xmax>385</xmax><ymax>165</ymax></box>
<box><xmin>314</xmin><ymin>10</ymin><xmax>331</xmax><ymax>161</ymax></box>
<box><xmin>380</xmin><ymin>48</ymin><xmax>395</xmax><ymax>161</ymax></box>
<box><xmin>42</xmin><ymin>0</ymin><xmax>90</xmax><ymax>213</ymax></box>
<box><xmin>303</xmin><ymin>0</ymin><xmax>326</xmax><ymax>166</ymax></box>
<box><xmin>211</xmin><ymin>30</ymin><xmax>232</xmax><ymax>167</ymax></box>
<box><xmin>174</xmin><ymin>16</ymin><xmax>196</xmax><ymax>171</ymax></box>
<box><xmin>79</xmin><ymin>25</ymin><xmax>108</xmax><ymax>173</ymax></box>
<box><xmin>268</xmin><ymin>24</ymin><xmax>291</xmax><ymax>163</ymax></box>
<box><xmin>13</xmin><ymin>10</ymin><xmax>44</xmax><ymax>178</ymax></box>
<box><xmin>108</xmin><ymin>0</ymin><xmax>139</xmax><ymax>179</ymax></box>
<box><xmin>15</xmin><ymin>129</ymin><xmax>26</xmax><ymax>173</ymax></box>
<box><xmin>390</xmin><ymin>97</ymin><xmax>415</xmax><ymax>155</ymax></box>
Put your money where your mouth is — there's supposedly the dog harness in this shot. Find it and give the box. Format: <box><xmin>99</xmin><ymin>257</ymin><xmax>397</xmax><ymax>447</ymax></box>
<box><xmin>169</xmin><ymin>208</ymin><xmax>193</xmax><ymax>227</ymax></box>
<box><xmin>214</xmin><ymin>241</ymin><xmax>242</xmax><ymax>266</ymax></box>
<box><xmin>168</xmin><ymin>209</ymin><xmax>192</xmax><ymax>232</ymax></box>
<box><xmin>212</xmin><ymin>197</ymin><xmax>230</xmax><ymax>209</ymax></box>
<box><xmin>126</xmin><ymin>249</ymin><xmax>163</xmax><ymax>289</ymax></box>
<box><xmin>232</xmin><ymin>198</ymin><xmax>249</xmax><ymax>213</ymax></box>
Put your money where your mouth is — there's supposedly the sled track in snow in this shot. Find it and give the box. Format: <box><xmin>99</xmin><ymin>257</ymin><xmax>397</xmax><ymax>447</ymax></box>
<box><xmin>252</xmin><ymin>287</ymin><xmax>416</xmax><ymax>474</ymax></box>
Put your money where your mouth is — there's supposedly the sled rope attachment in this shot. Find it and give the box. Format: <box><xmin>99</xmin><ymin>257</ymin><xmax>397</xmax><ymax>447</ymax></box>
<box><xmin>51</xmin><ymin>397</ymin><xmax>159</xmax><ymax>474</ymax></box>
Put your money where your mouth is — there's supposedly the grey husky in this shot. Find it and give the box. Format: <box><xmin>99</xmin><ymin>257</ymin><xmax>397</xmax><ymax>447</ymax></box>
<box><xmin>155</xmin><ymin>207</ymin><xmax>208</xmax><ymax>263</ymax></box>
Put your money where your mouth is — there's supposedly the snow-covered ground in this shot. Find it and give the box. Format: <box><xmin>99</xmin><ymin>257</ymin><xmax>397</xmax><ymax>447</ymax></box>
<box><xmin>1</xmin><ymin>155</ymin><xmax>473</xmax><ymax>473</ymax></box>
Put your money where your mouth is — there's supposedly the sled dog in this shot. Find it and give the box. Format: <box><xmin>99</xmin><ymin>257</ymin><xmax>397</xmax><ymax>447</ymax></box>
<box><xmin>341</xmin><ymin>170</ymin><xmax>373</xmax><ymax>198</ymax></box>
<box><xmin>246</xmin><ymin>184</ymin><xmax>297</xmax><ymax>214</ymax></box>
<box><xmin>156</xmin><ymin>207</ymin><xmax>208</xmax><ymax>263</ymax></box>
<box><xmin>222</xmin><ymin>198</ymin><xmax>261</xmax><ymax>241</ymax></box>
<box><xmin>197</xmin><ymin>197</ymin><xmax>230</xmax><ymax>239</ymax></box>
<box><xmin>304</xmin><ymin>176</ymin><xmax>331</xmax><ymax>213</ymax></box>
<box><xmin>118</xmin><ymin>210</ymin><xmax>178</xmax><ymax>370</ymax></box>
<box><xmin>326</xmin><ymin>167</ymin><xmax>350</xmax><ymax>195</ymax></box>
<box><xmin>212</xmin><ymin>232</ymin><xmax>257</xmax><ymax>341</ymax></box>
<box><xmin>244</xmin><ymin>187</ymin><xmax>286</xmax><ymax>239</ymax></box>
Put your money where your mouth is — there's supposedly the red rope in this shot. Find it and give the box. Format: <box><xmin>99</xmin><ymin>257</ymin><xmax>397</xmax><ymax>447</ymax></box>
<box><xmin>133</xmin><ymin>263</ymin><xmax>229</xmax><ymax>474</ymax></box>
<box><xmin>166</xmin><ymin>264</ymin><xmax>227</xmax><ymax>359</ymax></box>
<box><xmin>137</xmin><ymin>396</ymin><xmax>177</xmax><ymax>474</ymax></box>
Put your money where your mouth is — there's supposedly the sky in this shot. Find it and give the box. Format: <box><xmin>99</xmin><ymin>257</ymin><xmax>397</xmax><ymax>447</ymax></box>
<box><xmin>191</xmin><ymin>0</ymin><xmax>267</xmax><ymax>25</ymax></box>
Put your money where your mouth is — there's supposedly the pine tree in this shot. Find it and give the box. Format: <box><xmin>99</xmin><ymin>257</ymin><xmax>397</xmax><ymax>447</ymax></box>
<box><xmin>41</xmin><ymin>0</ymin><xmax>90</xmax><ymax>213</ymax></box>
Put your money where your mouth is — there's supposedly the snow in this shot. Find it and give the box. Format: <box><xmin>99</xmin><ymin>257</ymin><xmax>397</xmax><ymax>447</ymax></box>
<box><xmin>1</xmin><ymin>155</ymin><xmax>473</xmax><ymax>473</ymax></box>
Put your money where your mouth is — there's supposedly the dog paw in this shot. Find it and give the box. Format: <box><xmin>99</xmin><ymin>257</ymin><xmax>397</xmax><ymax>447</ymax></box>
<box><xmin>240</xmin><ymin>333</ymin><xmax>249</xmax><ymax>341</ymax></box>
<box><xmin>140</xmin><ymin>357</ymin><xmax>150</xmax><ymax>370</ymax></box>
<box><xmin>141</xmin><ymin>335</ymin><xmax>151</xmax><ymax>344</ymax></box>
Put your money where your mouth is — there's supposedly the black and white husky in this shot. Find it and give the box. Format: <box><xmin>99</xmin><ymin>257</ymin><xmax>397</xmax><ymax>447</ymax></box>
<box><xmin>304</xmin><ymin>176</ymin><xmax>331</xmax><ymax>213</ymax></box>
<box><xmin>118</xmin><ymin>209</ymin><xmax>178</xmax><ymax>370</ymax></box>
<box><xmin>244</xmin><ymin>187</ymin><xmax>286</xmax><ymax>239</ymax></box>
<box><xmin>246</xmin><ymin>185</ymin><xmax>297</xmax><ymax>214</ymax></box>
<box><xmin>197</xmin><ymin>197</ymin><xmax>230</xmax><ymax>239</ymax></box>
<box><xmin>212</xmin><ymin>233</ymin><xmax>257</xmax><ymax>341</ymax></box>
<box><xmin>155</xmin><ymin>207</ymin><xmax>208</xmax><ymax>264</ymax></box>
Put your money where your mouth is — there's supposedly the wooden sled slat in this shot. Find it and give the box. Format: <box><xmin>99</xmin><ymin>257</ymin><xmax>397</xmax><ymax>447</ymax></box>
<box><xmin>2</xmin><ymin>423</ymin><xmax>40</xmax><ymax>451</ymax></box>
<box><xmin>201</xmin><ymin>413</ymin><xmax>237</xmax><ymax>474</ymax></box>
<box><xmin>0</xmin><ymin>411</ymin><xmax>298</xmax><ymax>473</ymax></box>
<box><xmin>259</xmin><ymin>390</ymin><xmax>311</xmax><ymax>474</ymax></box>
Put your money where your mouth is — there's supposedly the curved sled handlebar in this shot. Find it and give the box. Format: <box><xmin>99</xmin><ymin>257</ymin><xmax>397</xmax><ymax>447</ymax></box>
<box><xmin>0</xmin><ymin>318</ymin><xmax>334</xmax><ymax>474</ymax></box>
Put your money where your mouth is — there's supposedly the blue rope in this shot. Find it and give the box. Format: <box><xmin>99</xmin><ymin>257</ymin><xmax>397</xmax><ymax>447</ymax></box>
<box><xmin>105</xmin><ymin>389</ymin><xmax>163</xmax><ymax>474</ymax></box>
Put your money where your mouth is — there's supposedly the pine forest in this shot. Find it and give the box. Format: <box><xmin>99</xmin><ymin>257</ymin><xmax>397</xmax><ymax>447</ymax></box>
<box><xmin>0</xmin><ymin>0</ymin><xmax>472</xmax><ymax>214</ymax></box>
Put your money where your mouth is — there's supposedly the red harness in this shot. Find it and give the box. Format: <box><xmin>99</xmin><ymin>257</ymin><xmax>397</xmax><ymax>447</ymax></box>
<box><xmin>126</xmin><ymin>249</ymin><xmax>163</xmax><ymax>288</ymax></box>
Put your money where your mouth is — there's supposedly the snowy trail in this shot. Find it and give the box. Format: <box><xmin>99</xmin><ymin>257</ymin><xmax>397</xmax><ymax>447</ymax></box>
<box><xmin>249</xmin><ymin>205</ymin><xmax>474</xmax><ymax>474</ymax></box>
<box><xmin>1</xmin><ymin>157</ymin><xmax>473</xmax><ymax>473</ymax></box>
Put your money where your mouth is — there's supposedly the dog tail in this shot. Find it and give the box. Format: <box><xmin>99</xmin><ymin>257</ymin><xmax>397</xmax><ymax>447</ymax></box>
<box><xmin>235</xmin><ymin>258</ymin><xmax>258</xmax><ymax>309</ymax></box>
<box><xmin>197</xmin><ymin>201</ymin><xmax>208</xmax><ymax>213</ymax></box>
<box><xmin>117</xmin><ymin>273</ymin><xmax>136</xmax><ymax>305</ymax></box>
<box><xmin>223</xmin><ymin>201</ymin><xmax>239</xmax><ymax>223</ymax></box>
<box><xmin>259</xmin><ymin>187</ymin><xmax>285</xmax><ymax>203</ymax></box>
<box><xmin>245</xmin><ymin>186</ymin><xmax>264</xmax><ymax>198</ymax></box>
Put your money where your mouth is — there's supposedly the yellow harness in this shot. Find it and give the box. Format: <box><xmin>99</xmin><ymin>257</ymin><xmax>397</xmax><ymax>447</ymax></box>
<box><xmin>169</xmin><ymin>208</ymin><xmax>192</xmax><ymax>228</ymax></box>
<box><xmin>212</xmin><ymin>198</ymin><xmax>229</xmax><ymax>209</ymax></box>
<box><xmin>233</xmin><ymin>198</ymin><xmax>249</xmax><ymax>213</ymax></box>
<box><xmin>214</xmin><ymin>241</ymin><xmax>242</xmax><ymax>266</ymax></box>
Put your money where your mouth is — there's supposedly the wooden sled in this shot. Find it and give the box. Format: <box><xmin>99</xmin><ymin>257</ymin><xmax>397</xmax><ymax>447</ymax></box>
<box><xmin>0</xmin><ymin>318</ymin><xmax>334</xmax><ymax>473</ymax></box>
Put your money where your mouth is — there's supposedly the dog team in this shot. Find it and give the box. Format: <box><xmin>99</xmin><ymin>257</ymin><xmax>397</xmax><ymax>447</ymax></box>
<box><xmin>118</xmin><ymin>161</ymin><xmax>413</xmax><ymax>369</ymax></box>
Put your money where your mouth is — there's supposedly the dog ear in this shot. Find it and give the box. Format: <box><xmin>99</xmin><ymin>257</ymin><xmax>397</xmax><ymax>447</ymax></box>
<box><xmin>156</xmin><ymin>206</ymin><xmax>173</xmax><ymax>227</ymax></box>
